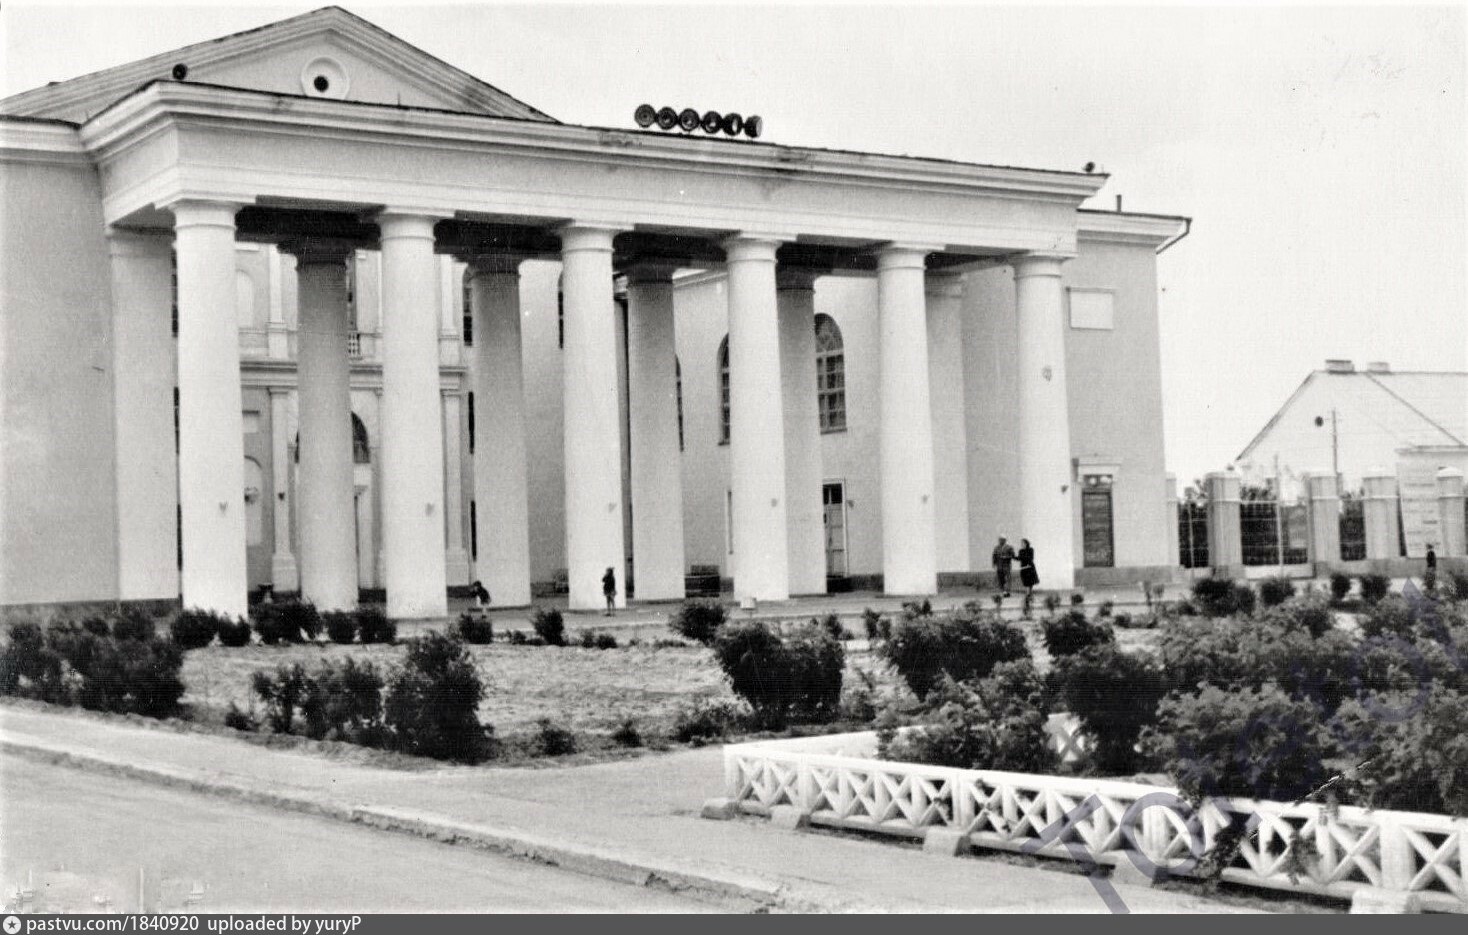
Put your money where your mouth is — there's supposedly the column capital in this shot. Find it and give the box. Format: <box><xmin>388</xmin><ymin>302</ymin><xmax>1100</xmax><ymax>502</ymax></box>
<box><xmin>924</xmin><ymin>270</ymin><xmax>965</xmax><ymax>298</ymax></box>
<box><xmin>623</xmin><ymin>262</ymin><xmax>681</xmax><ymax>285</ymax></box>
<box><xmin>105</xmin><ymin>227</ymin><xmax>173</xmax><ymax>258</ymax></box>
<box><xmin>722</xmin><ymin>234</ymin><xmax>788</xmax><ymax>264</ymax></box>
<box><xmin>1010</xmin><ymin>252</ymin><xmax>1072</xmax><ymax>279</ymax></box>
<box><xmin>278</xmin><ymin>237</ymin><xmax>356</xmax><ymax>265</ymax></box>
<box><xmin>167</xmin><ymin>199</ymin><xmax>240</xmax><ymax>232</ymax></box>
<box><xmin>776</xmin><ymin>268</ymin><xmax>822</xmax><ymax>292</ymax></box>
<box><xmin>558</xmin><ymin>223</ymin><xmax>623</xmax><ymax>254</ymax></box>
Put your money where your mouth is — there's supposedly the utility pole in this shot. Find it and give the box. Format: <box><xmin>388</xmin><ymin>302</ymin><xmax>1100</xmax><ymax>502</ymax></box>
<box><xmin>1274</xmin><ymin>452</ymin><xmax>1285</xmax><ymax>572</ymax></box>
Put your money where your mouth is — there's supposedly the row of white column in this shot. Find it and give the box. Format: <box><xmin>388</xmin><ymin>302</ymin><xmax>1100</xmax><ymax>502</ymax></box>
<box><xmin>170</xmin><ymin>200</ymin><xmax>1078</xmax><ymax>618</ymax></box>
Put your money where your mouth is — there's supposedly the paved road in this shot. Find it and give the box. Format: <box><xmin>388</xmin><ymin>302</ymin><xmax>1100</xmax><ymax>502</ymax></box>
<box><xmin>1</xmin><ymin>756</ymin><xmax>717</xmax><ymax>913</ymax></box>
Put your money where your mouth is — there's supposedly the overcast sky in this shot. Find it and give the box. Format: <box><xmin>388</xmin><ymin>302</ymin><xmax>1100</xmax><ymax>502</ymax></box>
<box><xmin>4</xmin><ymin>1</ymin><xmax>1464</xmax><ymax>486</ymax></box>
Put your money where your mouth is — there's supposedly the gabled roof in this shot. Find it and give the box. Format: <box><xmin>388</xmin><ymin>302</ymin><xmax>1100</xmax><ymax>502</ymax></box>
<box><xmin>0</xmin><ymin>6</ymin><xmax>556</xmax><ymax>124</ymax></box>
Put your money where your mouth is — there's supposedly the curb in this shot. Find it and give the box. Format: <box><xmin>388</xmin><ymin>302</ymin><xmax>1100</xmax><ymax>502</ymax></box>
<box><xmin>0</xmin><ymin>734</ymin><xmax>914</xmax><ymax>913</ymax></box>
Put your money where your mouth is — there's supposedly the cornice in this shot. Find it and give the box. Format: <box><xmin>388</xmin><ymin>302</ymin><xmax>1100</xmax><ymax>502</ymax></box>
<box><xmin>81</xmin><ymin>83</ymin><xmax>1108</xmax><ymax>205</ymax></box>
<box><xmin>1076</xmin><ymin>209</ymin><xmax>1189</xmax><ymax>248</ymax></box>
<box><xmin>0</xmin><ymin>119</ymin><xmax>91</xmax><ymax>166</ymax></box>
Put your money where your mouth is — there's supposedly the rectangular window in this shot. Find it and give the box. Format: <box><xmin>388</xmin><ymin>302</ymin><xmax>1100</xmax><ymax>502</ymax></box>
<box><xmin>467</xmin><ymin>391</ymin><xmax>475</xmax><ymax>454</ymax></box>
<box><xmin>1069</xmin><ymin>289</ymin><xmax>1115</xmax><ymax>331</ymax></box>
<box><xmin>725</xmin><ymin>489</ymin><xmax>734</xmax><ymax>555</ymax></box>
<box><xmin>817</xmin><ymin>354</ymin><xmax>846</xmax><ymax>432</ymax></box>
<box><xmin>469</xmin><ymin>500</ymin><xmax>477</xmax><ymax>561</ymax></box>
<box><xmin>1081</xmin><ymin>474</ymin><xmax>1115</xmax><ymax>567</ymax></box>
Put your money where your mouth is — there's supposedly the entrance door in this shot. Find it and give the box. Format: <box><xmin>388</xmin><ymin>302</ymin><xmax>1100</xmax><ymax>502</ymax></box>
<box><xmin>823</xmin><ymin>482</ymin><xmax>848</xmax><ymax>576</ymax></box>
<box><xmin>1081</xmin><ymin>474</ymin><xmax>1115</xmax><ymax>568</ymax></box>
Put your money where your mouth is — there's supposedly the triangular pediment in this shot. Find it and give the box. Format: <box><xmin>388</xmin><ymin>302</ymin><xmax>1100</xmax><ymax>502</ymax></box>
<box><xmin>0</xmin><ymin>6</ymin><xmax>555</xmax><ymax>124</ymax></box>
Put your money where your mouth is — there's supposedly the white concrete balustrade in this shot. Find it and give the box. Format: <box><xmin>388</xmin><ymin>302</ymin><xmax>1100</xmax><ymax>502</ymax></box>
<box><xmin>724</xmin><ymin>734</ymin><xmax>1468</xmax><ymax>911</ymax></box>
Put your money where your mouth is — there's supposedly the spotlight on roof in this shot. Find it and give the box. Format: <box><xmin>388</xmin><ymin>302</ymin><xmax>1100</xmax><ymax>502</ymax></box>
<box><xmin>172</xmin><ymin>63</ymin><xmax>189</xmax><ymax>80</ymax></box>
<box><xmin>1083</xmin><ymin>161</ymin><xmax>1096</xmax><ymax>173</ymax></box>
<box><xmin>635</xmin><ymin>105</ymin><xmax>764</xmax><ymax>138</ymax></box>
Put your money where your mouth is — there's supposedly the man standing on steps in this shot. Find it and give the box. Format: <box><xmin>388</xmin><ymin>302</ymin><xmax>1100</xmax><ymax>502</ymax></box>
<box><xmin>992</xmin><ymin>536</ymin><xmax>1016</xmax><ymax>597</ymax></box>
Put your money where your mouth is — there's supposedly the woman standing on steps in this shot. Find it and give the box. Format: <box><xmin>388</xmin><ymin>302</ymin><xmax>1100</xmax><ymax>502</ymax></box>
<box><xmin>1018</xmin><ymin>538</ymin><xmax>1039</xmax><ymax>597</ymax></box>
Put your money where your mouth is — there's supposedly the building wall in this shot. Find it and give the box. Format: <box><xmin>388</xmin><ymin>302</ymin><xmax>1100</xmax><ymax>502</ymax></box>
<box><xmin>963</xmin><ymin>264</ymin><xmax>1022</xmax><ymax>566</ymax></box>
<box><xmin>518</xmin><ymin>260</ymin><xmax>567</xmax><ymax>584</ymax></box>
<box><xmin>0</xmin><ymin>158</ymin><xmax>120</xmax><ymax>605</ymax></box>
<box><xmin>1064</xmin><ymin>237</ymin><xmax>1172</xmax><ymax>571</ymax></box>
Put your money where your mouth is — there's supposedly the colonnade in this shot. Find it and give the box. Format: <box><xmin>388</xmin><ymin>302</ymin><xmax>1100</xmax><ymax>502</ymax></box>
<box><xmin>164</xmin><ymin>200</ymin><xmax>1077</xmax><ymax>617</ymax></box>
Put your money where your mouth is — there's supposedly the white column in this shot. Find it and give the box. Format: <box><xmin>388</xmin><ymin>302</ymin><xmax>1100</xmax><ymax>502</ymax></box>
<box><xmin>1013</xmin><ymin>253</ymin><xmax>1076</xmax><ymax>590</ymax></box>
<box><xmin>442</xmin><ymin>391</ymin><xmax>471</xmax><ymax>585</ymax></box>
<box><xmin>1363</xmin><ymin>469</ymin><xmax>1399</xmax><ymax>561</ymax></box>
<box><xmin>266</xmin><ymin>246</ymin><xmax>289</xmax><ymax>359</ymax></box>
<box><xmin>877</xmin><ymin>244</ymin><xmax>940</xmax><ymax>595</ymax></box>
<box><xmin>171</xmin><ymin>199</ymin><xmax>248</xmax><ymax>617</ymax></box>
<box><xmin>288</xmin><ymin>239</ymin><xmax>358</xmax><ymax>612</ymax></box>
<box><xmin>925</xmin><ymin>271</ymin><xmax>972</xmax><ymax>575</ymax></box>
<box><xmin>1438</xmin><ymin>468</ymin><xmax>1466</xmax><ymax>557</ymax></box>
<box><xmin>1307</xmin><ymin>471</ymin><xmax>1342</xmax><ymax>569</ymax></box>
<box><xmin>468</xmin><ymin>257</ymin><xmax>532</xmax><ymax>607</ymax></box>
<box><xmin>378</xmin><ymin>212</ymin><xmax>448</xmax><ymax>619</ymax></box>
<box><xmin>560</xmin><ymin>225</ymin><xmax>627</xmax><ymax>610</ymax></box>
<box><xmin>1205</xmin><ymin>471</ymin><xmax>1243</xmax><ymax>573</ymax></box>
<box><xmin>626</xmin><ymin>265</ymin><xmax>686</xmax><ymax>602</ymax></box>
<box><xmin>777</xmin><ymin>269</ymin><xmax>826</xmax><ymax>596</ymax></box>
<box><xmin>268</xmin><ymin>387</ymin><xmax>298</xmax><ymax>590</ymax></box>
<box><xmin>725</xmin><ymin>235</ymin><xmax>790</xmax><ymax>602</ymax></box>
<box><xmin>107</xmin><ymin>230</ymin><xmax>179</xmax><ymax>601</ymax></box>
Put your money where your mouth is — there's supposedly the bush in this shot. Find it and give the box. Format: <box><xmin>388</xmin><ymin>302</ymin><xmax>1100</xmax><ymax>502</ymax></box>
<box><xmin>531</xmin><ymin>608</ymin><xmax>565</xmax><ymax>646</ymax></box>
<box><xmin>879</xmin><ymin>663</ymin><xmax>1055</xmax><ymax>774</ymax></box>
<box><xmin>579</xmin><ymin>631</ymin><xmax>617</xmax><ymax>650</ymax></box>
<box><xmin>818</xmin><ymin>613</ymin><xmax>844</xmax><ymax>642</ymax></box>
<box><xmin>1040</xmin><ymin>610</ymin><xmax>1115</xmax><ymax>658</ymax></box>
<box><xmin>251</xmin><ymin>664</ymin><xmax>307</xmax><ymax>733</ymax></box>
<box><xmin>253</xmin><ymin>600</ymin><xmax>322</xmax><ymax>645</ymax></box>
<box><xmin>1258</xmin><ymin>594</ymin><xmax>1334</xmax><ymax>639</ymax></box>
<box><xmin>880</xmin><ymin>607</ymin><xmax>1029</xmax><ymax>698</ymax></box>
<box><xmin>1</xmin><ymin>622</ymin><xmax>67</xmax><ymax>702</ymax></box>
<box><xmin>1069</xmin><ymin>592</ymin><xmax>1085</xmax><ymax>607</ymax></box>
<box><xmin>217</xmin><ymin>618</ymin><xmax>253</xmax><ymax>647</ymax></box>
<box><xmin>535</xmin><ymin>718</ymin><xmax>578</xmax><ymax>756</ymax></box>
<box><xmin>301</xmin><ymin>658</ymin><xmax>387</xmax><ymax>745</ymax></box>
<box><xmin>1448</xmin><ymin>570</ymin><xmax>1468</xmax><ymax>602</ymax></box>
<box><xmin>323</xmin><ymin>611</ymin><xmax>356</xmax><ymax>645</ymax></box>
<box><xmin>1329</xmin><ymin>688</ymin><xmax>1468</xmax><ymax>815</ymax></box>
<box><xmin>1359</xmin><ymin>595</ymin><xmax>1415</xmax><ymax>641</ymax></box>
<box><xmin>669</xmin><ymin>600</ymin><xmax>727</xmax><ymax>645</ymax></box>
<box><xmin>712</xmin><ymin>622</ymin><xmax>844</xmax><ymax>729</ymax></box>
<box><xmin>612</xmin><ymin>717</ymin><xmax>643</xmax><ymax>748</ymax></box>
<box><xmin>1190</xmin><ymin>577</ymin><xmax>1255</xmax><ymax>618</ymax></box>
<box><xmin>1043</xmin><ymin>593</ymin><xmax>1061</xmax><ymax>614</ymax></box>
<box><xmin>1329</xmin><ymin>572</ymin><xmax>1354</xmax><ymax>604</ymax></box>
<box><xmin>80</xmin><ymin>616</ymin><xmax>111</xmax><ymax>638</ymax></box>
<box><xmin>224</xmin><ymin>702</ymin><xmax>257</xmax><ymax>732</ymax></box>
<box><xmin>862</xmin><ymin>608</ymin><xmax>884</xmax><ymax>641</ymax></box>
<box><xmin>1359</xmin><ymin>573</ymin><xmax>1391</xmax><ymax>604</ymax></box>
<box><xmin>1258</xmin><ymin>576</ymin><xmax>1296</xmax><ymax>608</ymax></box>
<box><xmin>384</xmin><ymin>632</ymin><xmax>491</xmax><ymax>762</ymax></box>
<box><xmin>355</xmin><ymin>606</ymin><xmax>396</xmax><ymax>645</ymax></box>
<box><xmin>451</xmin><ymin>612</ymin><xmax>494</xmax><ymax>645</ymax></box>
<box><xmin>1097</xmin><ymin>600</ymin><xmax>1114</xmax><ymax>618</ymax></box>
<box><xmin>1052</xmin><ymin>645</ymin><xmax>1166</xmax><ymax>774</ymax></box>
<box><xmin>1141</xmin><ymin>684</ymin><xmax>1339</xmax><ymax>803</ymax></box>
<box><xmin>671</xmin><ymin>699</ymin><xmax>745</xmax><ymax>745</ymax></box>
<box><xmin>169</xmin><ymin>609</ymin><xmax>221</xmax><ymax>650</ymax></box>
<box><xmin>111</xmin><ymin>607</ymin><xmax>157</xmax><ymax>642</ymax></box>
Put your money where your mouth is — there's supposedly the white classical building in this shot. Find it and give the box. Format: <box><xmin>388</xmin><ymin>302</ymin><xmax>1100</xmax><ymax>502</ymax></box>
<box><xmin>0</xmin><ymin>7</ymin><xmax>1189</xmax><ymax>618</ymax></box>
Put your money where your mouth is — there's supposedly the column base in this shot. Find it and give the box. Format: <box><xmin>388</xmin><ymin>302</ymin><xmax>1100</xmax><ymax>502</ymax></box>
<box><xmin>270</xmin><ymin>552</ymin><xmax>299</xmax><ymax>593</ymax></box>
<box><xmin>445</xmin><ymin>547</ymin><xmax>471</xmax><ymax>587</ymax></box>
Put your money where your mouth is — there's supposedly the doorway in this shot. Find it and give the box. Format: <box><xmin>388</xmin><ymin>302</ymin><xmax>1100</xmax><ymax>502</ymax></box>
<box><xmin>823</xmin><ymin>481</ymin><xmax>848</xmax><ymax>577</ymax></box>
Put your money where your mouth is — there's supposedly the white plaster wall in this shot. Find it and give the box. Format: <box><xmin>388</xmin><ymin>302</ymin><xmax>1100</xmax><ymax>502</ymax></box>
<box><xmin>963</xmin><ymin>265</ymin><xmax>1023</xmax><ymax>565</ymax></box>
<box><xmin>0</xmin><ymin>160</ymin><xmax>120</xmax><ymax>605</ymax></box>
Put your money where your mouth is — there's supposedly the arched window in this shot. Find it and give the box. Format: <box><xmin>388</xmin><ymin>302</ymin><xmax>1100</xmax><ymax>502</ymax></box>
<box><xmin>675</xmin><ymin>357</ymin><xmax>684</xmax><ymax>452</ymax></box>
<box><xmin>718</xmin><ymin>336</ymin><xmax>730</xmax><ymax>444</ymax></box>
<box><xmin>815</xmin><ymin>314</ymin><xmax>846</xmax><ymax>432</ymax></box>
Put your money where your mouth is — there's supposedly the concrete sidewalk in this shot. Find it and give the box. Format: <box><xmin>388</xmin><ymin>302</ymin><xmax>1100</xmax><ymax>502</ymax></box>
<box><xmin>0</xmin><ymin>704</ymin><xmax>1256</xmax><ymax>913</ymax></box>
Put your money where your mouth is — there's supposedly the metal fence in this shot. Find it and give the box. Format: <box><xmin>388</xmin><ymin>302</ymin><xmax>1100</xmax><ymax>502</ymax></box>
<box><xmin>1241</xmin><ymin>499</ymin><xmax>1309</xmax><ymax>566</ymax></box>
<box><xmin>1178</xmin><ymin>500</ymin><xmax>1209</xmax><ymax>568</ymax></box>
<box><xmin>1339</xmin><ymin>497</ymin><xmax>1366</xmax><ymax>561</ymax></box>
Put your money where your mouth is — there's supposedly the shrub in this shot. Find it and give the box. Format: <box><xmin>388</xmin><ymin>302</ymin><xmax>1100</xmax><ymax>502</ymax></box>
<box><xmin>1141</xmin><ymin>684</ymin><xmax>1339</xmax><ymax>804</ymax></box>
<box><xmin>594</xmin><ymin>631</ymin><xmax>618</xmax><ymax>650</ymax></box>
<box><xmin>1190</xmin><ymin>577</ymin><xmax>1256</xmax><ymax>618</ymax></box>
<box><xmin>1</xmin><ymin>622</ymin><xmax>67</xmax><ymax>702</ymax></box>
<box><xmin>80</xmin><ymin>616</ymin><xmax>111</xmax><ymax>638</ymax></box>
<box><xmin>169</xmin><ymin>609</ymin><xmax>221</xmax><ymax>650</ymax></box>
<box><xmin>282</xmin><ymin>600</ymin><xmax>323</xmax><ymax>641</ymax></box>
<box><xmin>879</xmin><ymin>663</ymin><xmax>1055</xmax><ymax>774</ymax></box>
<box><xmin>355</xmin><ymin>606</ymin><xmax>396</xmax><ymax>645</ymax></box>
<box><xmin>612</xmin><ymin>717</ymin><xmax>643</xmax><ymax>748</ymax></box>
<box><xmin>1097</xmin><ymin>600</ymin><xmax>1114</xmax><ymax>618</ymax></box>
<box><xmin>712</xmin><ymin>622</ymin><xmax>843</xmax><ymax>729</ymax></box>
<box><xmin>818</xmin><ymin>613</ymin><xmax>844</xmax><ymax>642</ymax></box>
<box><xmin>671</xmin><ymin>699</ymin><xmax>745</xmax><ymax>745</ymax></box>
<box><xmin>1359</xmin><ymin>573</ymin><xmax>1391</xmax><ymax>604</ymax></box>
<box><xmin>535</xmin><ymin>718</ymin><xmax>578</xmax><ymax>756</ymax></box>
<box><xmin>384</xmin><ymin>632</ymin><xmax>491</xmax><ymax>762</ymax></box>
<box><xmin>323</xmin><ymin>611</ymin><xmax>356</xmax><ymax>645</ymax></box>
<box><xmin>301</xmin><ymin>657</ymin><xmax>387</xmax><ymax>745</ymax></box>
<box><xmin>1040</xmin><ymin>610</ymin><xmax>1115</xmax><ymax>658</ymax></box>
<box><xmin>670</xmin><ymin>599</ymin><xmax>727</xmax><ymax>645</ymax></box>
<box><xmin>1043</xmin><ymin>593</ymin><xmax>1061</xmax><ymax>614</ymax></box>
<box><xmin>1258</xmin><ymin>594</ymin><xmax>1334</xmax><ymax>639</ymax></box>
<box><xmin>862</xmin><ymin>608</ymin><xmax>884</xmax><ymax>641</ymax></box>
<box><xmin>1329</xmin><ymin>572</ymin><xmax>1354</xmax><ymax>604</ymax></box>
<box><xmin>250</xmin><ymin>604</ymin><xmax>290</xmax><ymax>645</ymax></box>
<box><xmin>1258</xmin><ymin>576</ymin><xmax>1296</xmax><ymax>608</ymax></box>
<box><xmin>1069</xmin><ymin>592</ymin><xmax>1085</xmax><ymax>607</ymax></box>
<box><xmin>111</xmin><ymin>607</ymin><xmax>157</xmax><ymax>642</ymax></box>
<box><xmin>224</xmin><ymin>702</ymin><xmax>257</xmax><ymax>732</ymax></box>
<box><xmin>451</xmin><ymin>612</ymin><xmax>494</xmax><ymax>645</ymax></box>
<box><xmin>531</xmin><ymin>608</ymin><xmax>565</xmax><ymax>647</ymax></box>
<box><xmin>1052</xmin><ymin>645</ymin><xmax>1166</xmax><ymax>774</ymax></box>
<box><xmin>880</xmin><ymin>607</ymin><xmax>1029</xmax><ymax>698</ymax></box>
<box><xmin>1329</xmin><ymin>688</ymin><xmax>1468</xmax><ymax>815</ymax></box>
<box><xmin>217</xmin><ymin>618</ymin><xmax>253</xmax><ymax>647</ymax></box>
<box><xmin>1359</xmin><ymin>595</ymin><xmax>1415</xmax><ymax>641</ymax></box>
<box><xmin>1448</xmin><ymin>569</ymin><xmax>1468</xmax><ymax>602</ymax></box>
<box><xmin>902</xmin><ymin>598</ymin><xmax>934</xmax><ymax>618</ymax></box>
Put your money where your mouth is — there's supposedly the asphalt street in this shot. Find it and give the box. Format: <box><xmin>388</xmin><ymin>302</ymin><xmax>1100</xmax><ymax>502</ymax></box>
<box><xmin>0</xmin><ymin>755</ymin><xmax>718</xmax><ymax>913</ymax></box>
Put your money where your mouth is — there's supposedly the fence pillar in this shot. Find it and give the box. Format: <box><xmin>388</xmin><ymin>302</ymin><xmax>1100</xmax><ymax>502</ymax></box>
<box><xmin>1205</xmin><ymin>472</ymin><xmax>1242</xmax><ymax>576</ymax></box>
<box><xmin>1363</xmin><ymin>469</ymin><xmax>1399</xmax><ymax>563</ymax></box>
<box><xmin>1165</xmin><ymin>473</ymin><xmax>1181</xmax><ymax>571</ymax></box>
<box><xmin>1377</xmin><ymin>816</ymin><xmax>1416</xmax><ymax>893</ymax></box>
<box><xmin>1306</xmin><ymin>472</ymin><xmax>1341</xmax><ymax>573</ymax></box>
<box><xmin>1437</xmin><ymin>468</ymin><xmax>1466</xmax><ymax>557</ymax></box>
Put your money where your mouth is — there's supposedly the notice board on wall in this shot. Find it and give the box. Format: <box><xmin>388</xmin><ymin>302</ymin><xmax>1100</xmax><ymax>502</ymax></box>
<box><xmin>1396</xmin><ymin>460</ymin><xmax>1441</xmax><ymax>558</ymax></box>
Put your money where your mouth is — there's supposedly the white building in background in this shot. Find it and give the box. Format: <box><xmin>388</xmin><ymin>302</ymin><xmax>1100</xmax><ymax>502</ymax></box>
<box><xmin>1</xmin><ymin>7</ymin><xmax>1189</xmax><ymax>618</ymax></box>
